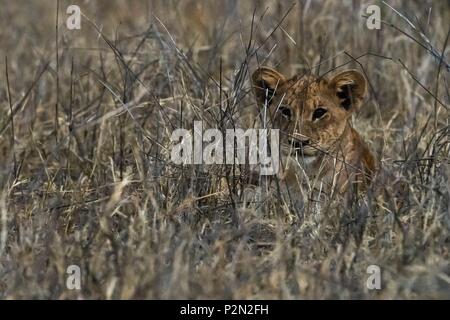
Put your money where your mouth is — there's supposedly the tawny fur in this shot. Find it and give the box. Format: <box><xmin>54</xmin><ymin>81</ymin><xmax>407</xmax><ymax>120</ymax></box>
<box><xmin>252</xmin><ymin>66</ymin><xmax>378</xmax><ymax>194</ymax></box>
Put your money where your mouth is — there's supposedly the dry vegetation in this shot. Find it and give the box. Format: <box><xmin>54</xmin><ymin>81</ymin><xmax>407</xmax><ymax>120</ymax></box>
<box><xmin>0</xmin><ymin>0</ymin><xmax>449</xmax><ymax>299</ymax></box>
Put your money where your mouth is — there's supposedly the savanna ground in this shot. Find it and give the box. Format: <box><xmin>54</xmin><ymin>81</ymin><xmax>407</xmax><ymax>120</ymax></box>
<box><xmin>0</xmin><ymin>0</ymin><xmax>449</xmax><ymax>299</ymax></box>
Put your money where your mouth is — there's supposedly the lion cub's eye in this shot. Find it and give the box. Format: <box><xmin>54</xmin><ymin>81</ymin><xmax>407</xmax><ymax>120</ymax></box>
<box><xmin>312</xmin><ymin>107</ymin><xmax>327</xmax><ymax>121</ymax></box>
<box><xmin>279</xmin><ymin>106</ymin><xmax>292</xmax><ymax>120</ymax></box>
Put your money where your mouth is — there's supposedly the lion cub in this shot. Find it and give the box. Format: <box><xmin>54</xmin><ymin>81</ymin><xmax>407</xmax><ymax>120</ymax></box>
<box><xmin>252</xmin><ymin>66</ymin><xmax>378</xmax><ymax>194</ymax></box>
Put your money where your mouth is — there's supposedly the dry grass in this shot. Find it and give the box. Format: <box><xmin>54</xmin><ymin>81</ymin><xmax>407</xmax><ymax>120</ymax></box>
<box><xmin>0</xmin><ymin>0</ymin><xmax>449</xmax><ymax>299</ymax></box>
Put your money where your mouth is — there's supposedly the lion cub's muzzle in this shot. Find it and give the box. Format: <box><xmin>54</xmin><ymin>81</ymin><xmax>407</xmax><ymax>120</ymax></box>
<box><xmin>292</xmin><ymin>139</ymin><xmax>310</xmax><ymax>150</ymax></box>
<box><xmin>287</xmin><ymin>137</ymin><xmax>317</xmax><ymax>159</ymax></box>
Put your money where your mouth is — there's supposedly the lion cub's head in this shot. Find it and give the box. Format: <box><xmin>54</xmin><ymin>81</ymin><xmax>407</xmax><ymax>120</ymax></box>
<box><xmin>252</xmin><ymin>67</ymin><xmax>367</xmax><ymax>162</ymax></box>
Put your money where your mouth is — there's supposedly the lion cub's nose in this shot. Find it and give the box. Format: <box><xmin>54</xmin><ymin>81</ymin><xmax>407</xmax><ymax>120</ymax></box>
<box><xmin>294</xmin><ymin>139</ymin><xmax>310</xmax><ymax>149</ymax></box>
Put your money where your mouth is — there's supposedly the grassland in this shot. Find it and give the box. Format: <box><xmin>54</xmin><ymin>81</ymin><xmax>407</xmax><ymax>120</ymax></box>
<box><xmin>0</xmin><ymin>0</ymin><xmax>449</xmax><ymax>299</ymax></box>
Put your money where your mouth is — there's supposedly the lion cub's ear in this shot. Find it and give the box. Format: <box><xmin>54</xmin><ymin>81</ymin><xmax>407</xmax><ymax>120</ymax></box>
<box><xmin>252</xmin><ymin>67</ymin><xmax>286</xmax><ymax>105</ymax></box>
<box><xmin>330</xmin><ymin>70</ymin><xmax>367</xmax><ymax>112</ymax></box>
